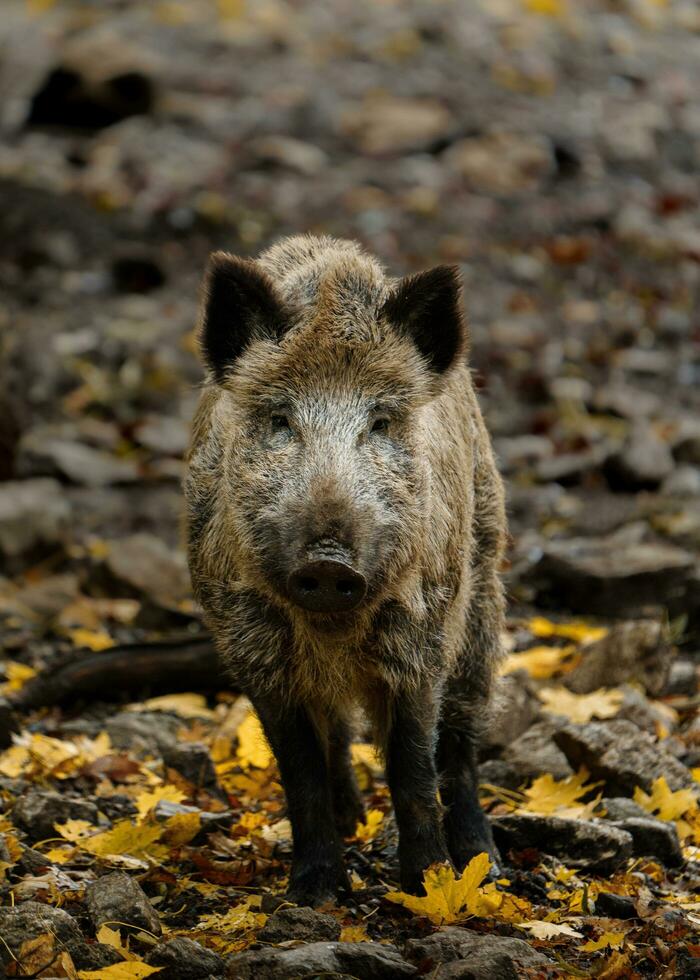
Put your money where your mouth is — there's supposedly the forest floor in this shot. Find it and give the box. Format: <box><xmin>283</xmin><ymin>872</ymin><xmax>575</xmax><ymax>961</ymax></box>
<box><xmin>0</xmin><ymin>0</ymin><xmax>700</xmax><ymax>977</ymax></box>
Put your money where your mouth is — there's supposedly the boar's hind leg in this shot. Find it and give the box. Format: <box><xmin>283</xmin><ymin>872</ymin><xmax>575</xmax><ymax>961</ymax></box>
<box><xmin>253</xmin><ymin>697</ymin><xmax>349</xmax><ymax>906</ymax></box>
<box><xmin>328</xmin><ymin>716</ymin><xmax>365</xmax><ymax>837</ymax></box>
<box><xmin>384</xmin><ymin>686</ymin><xmax>450</xmax><ymax>894</ymax></box>
<box><xmin>436</xmin><ymin>707</ymin><xmax>499</xmax><ymax>875</ymax></box>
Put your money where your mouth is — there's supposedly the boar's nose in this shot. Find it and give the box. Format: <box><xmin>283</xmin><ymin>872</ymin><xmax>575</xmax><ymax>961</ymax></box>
<box><xmin>287</xmin><ymin>559</ymin><xmax>367</xmax><ymax>613</ymax></box>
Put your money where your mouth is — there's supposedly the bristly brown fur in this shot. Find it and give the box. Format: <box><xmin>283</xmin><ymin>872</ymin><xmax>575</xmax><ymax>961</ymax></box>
<box><xmin>185</xmin><ymin>234</ymin><xmax>507</xmax><ymax>904</ymax></box>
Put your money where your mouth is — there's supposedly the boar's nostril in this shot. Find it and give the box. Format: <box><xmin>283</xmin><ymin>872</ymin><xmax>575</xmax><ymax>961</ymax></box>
<box><xmin>287</xmin><ymin>560</ymin><xmax>366</xmax><ymax>614</ymax></box>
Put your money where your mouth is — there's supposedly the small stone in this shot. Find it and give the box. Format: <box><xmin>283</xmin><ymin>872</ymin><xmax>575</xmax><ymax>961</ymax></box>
<box><xmin>592</xmin><ymin>383</ymin><xmax>661</xmax><ymax>420</ymax></box>
<box><xmin>664</xmin><ymin>659</ymin><xmax>697</xmax><ymax>696</ymax></box>
<box><xmin>162</xmin><ymin>742</ymin><xmax>219</xmax><ymax>790</ymax></box>
<box><xmin>662</xmin><ymin>465</ymin><xmax>700</xmax><ymax>498</ymax></box>
<box><xmin>86</xmin><ymin>871</ymin><xmax>162</xmax><ymax>936</ymax></box>
<box><xmin>502</xmin><ymin>720</ymin><xmax>572</xmax><ymax>780</ymax></box>
<box><xmin>492</xmin><ymin>813</ymin><xmax>633</xmax><ymax>873</ymax></box>
<box><xmin>485</xmin><ymin>674</ymin><xmax>541</xmax><ymax>750</ymax></box>
<box><xmin>565</xmin><ymin>619</ymin><xmax>673</xmax><ymax>697</ymax></box>
<box><xmin>18</xmin><ymin>433</ymin><xmax>140</xmax><ymax>486</ymax></box>
<box><xmin>249</xmin><ymin>136</ymin><xmax>328</xmax><ymax>176</ymax></box>
<box><xmin>444</xmin><ymin>132</ymin><xmax>552</xmax><ymax>194</ymax></box>
<box><xmin>103</xmin><ymin>533</ymin><xmax>190</xmax><ymax>610</ymax></box>
<box><xmin>226</xmin><ymin>941</ymin><xmax>415</xmax><ymax>980</ymax></box>
<box><xmin>595</xmin><ymin>892</ymin><xmax>638</xmax><ymax>919</ymax></box>
<box><xmin>0</xmin><ymin>478</ymin><xmax>69</xmax><ymax>558</ymax></box>
<box><xmin>405</xmin><ymin>927</ymin><xmax>552</xmax><ymax>976</ymax></box>
<box><xmin>341</xmin><ymin>95</ymin><xmax>452</xmax><ymax>156</ymax></box>
<box><xmin>528</xmin><ymin>531</ymin><xmax>694</xmax><ymax>616</ymax></box>
<box><xmin>608</xmin><ymin>817</ymin><xmax>683</xmax><ymax>867</ymax></box>
<box><xmin>553</xmin><ymin>719</ymin><xmax>696</xmax><ymax>794</ymax></box>
<box><xmin>604</xmin><ymin>427</ymin><xmax>675</xmax><ymax>491</ymax></box>
<box><xmin>106</xmin><ymin>711</ymin><xmax>182</xmax><ymax>754</ymax></box>
<box><xmin>478</xmin><ymin>759</ymin><xmax>522</xmax><ymax>792</ymax></box>
<box><xmin>0</xmin><ymin>902</ymin><xmax>82</xmax><ymax>968</ymax></box>
<box><xmin>146</xmin><ymin>937</ymin><xmax>225</xmax><ymax>980</ymax></box>
<box><xmin>133</xmin><ymin>414</ymin><xmax>190</xmax><ymax>457</ymax></box>
<box><xmin>599</xmin><ymin>798</ymin><xmax>649</xmax><ymax>821</ymax></box>
<box><xmin>258</xmin><ymin>907</ymin><xmax>341</xmax><ymax>944</ymax></box>
<box><xmin>12</xmin><ymin>789</ymin><xmax>99</xmax><ymax>842</ymax></box>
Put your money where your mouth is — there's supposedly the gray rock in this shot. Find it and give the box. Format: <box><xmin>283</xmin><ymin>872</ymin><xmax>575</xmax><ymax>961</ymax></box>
<box><xmin>662</xmin><ymin>465</ymin><xmax>700</xmax><ymax>498</ymax></box>
<box><xmin>134</xmin><ymin>414</ymin><xmax>190</xmax><ymax>457</ymax></box>
<box><xmin>103</xmin><ymin>532</ymin><xmax>190</xmax><ymax>610</ymax></box>
<box><xmin>528</xmin><ymin>531</ymin><xmax>694</xmax><ymax>617</ymax></box>
<box><xmin>502</xmin><ymin>719</ymin><xmax>572</xmax><ymax>780</ymax></box>
<box><xmin>664</xmin><ymin>658</ymin><xmax>698</xmax><ymax>696</ymax></box>
<box><xmin>257</xmin><ymin>906</ymin><xmax>341</xmax><ymax>944</ymax></box>
<box><xmin>604</xmin><ymin>427</ymin><xmax>675</xmax><ymax>491</ymax></box>
<box><xmin>0</xmin><ymin>902</ymin><xmax>82</xmax><ymax>967</ymax></box>
<box><xmin>12</xmin><ymin>789</ymin><xmax>99</xmax><ymax>842</ymax></box>
<box><xmin>71</xmin><ymin>943</ymin><xmax>124</xmax><ymax>971</ymax></box>
<box><xmin>535</xmin><ymin>446</ymin><xmax>611</xmax><ymax>486</ymax></box>
<box><xmin>608</xmin><ymin>817</ymin><xmax>683</xmax><ymax>867</ymax></box>
<box><xmin>226</xmin><ymin>942</ymin><xmax>415</xmax><ymax>979</ymax></box>
<box><xmin>146</xmin><ymin>937</ymin><xmax>225</xmax><ymax>979</ymax></box>
<box><xmin>599</xmin><ymin>797</ymin><xmax>649</xmax><ymax>821</ymax></box>
<box><xmin>19</xmin><ymin>432</ymin><xmax>140</xmax><ymax>486</ymax></box>
<box><xmin>162</xmin><ymin>742</ymin><xmax>219</xmax><ymax>790</ymax></box>
<box><xmin>405</xmin><ymin>927</ymin><xmax>551</xmax><ymax>978</ymax></box>
<box><xmin>106</xmin><ymin>710</ymin><xmax>183</xmax><ymax>754</ymax></box>
<box><xmin>0</xmin><ymin>478</ymin><xmax>69</xmax><ymax>558</ymax></box>
<box><xmin>492</xmin><ymin>813</ymin><xmax>633</xmax><ymax>872</ymax></box>
<box><xmin>86</xmin><ymin>871</ymin><xmax>162</xmax><ymax>936</ymax></box>
<box><xmin>592</xmin><ymin>383</ymin><xmax>661</xmax><ymax>420</ymax></box>
<box><xmin>478</xmin><ymin>759</ymin><xmax>522</xmax><ymax>792</ymax></box>
<box><xmin>485</xmin><ymin>674</ymin><xmax>541</xmax><ymax>751</ymax></box>
<box><xmin>553</xmin><ymin>719</ymin><xmax>696</xmax><ymax>794</ymax></box>
<box><xmin>565</xmin><ymin>619</ymin><xmax>673</xmax><ymax>696</ymax></box>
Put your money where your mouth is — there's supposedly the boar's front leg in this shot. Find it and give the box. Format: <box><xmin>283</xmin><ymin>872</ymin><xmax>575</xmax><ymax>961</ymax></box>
<box><xmin>328</xmin><ymin>716</ymin><xmax>365</xmax><ymax>838</ymax></box>
<box><xmin>384</xmin><ymin>686</ymin><xmax>450</xmax><ymax>894</ymax></box>
<box><xmin>252</xmin><ymin>696</ymin><xmax>350</xmax><ymax>906</ymax></box>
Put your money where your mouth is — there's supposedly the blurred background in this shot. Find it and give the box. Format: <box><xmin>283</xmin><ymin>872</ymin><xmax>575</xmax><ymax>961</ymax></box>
<box><xmin>1</xmin><ymin>0</ymin><xmax>700</xmax><ymax>656</ymax></box>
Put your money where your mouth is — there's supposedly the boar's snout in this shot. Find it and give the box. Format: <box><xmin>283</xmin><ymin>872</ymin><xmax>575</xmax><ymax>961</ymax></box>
<box><xmin>287</xmin><ymin>554</ymin><xmax>367</xmax><ymax>614</ymax></box>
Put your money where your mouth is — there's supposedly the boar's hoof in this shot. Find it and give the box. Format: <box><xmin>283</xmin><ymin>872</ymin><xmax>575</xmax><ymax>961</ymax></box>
<box><xmin>287</xmin><ymin>863</ymin><xmax>351</xmax><ymax>908</ymax></box>
<box><xmin>287</xmin><ymin>560</ymin><xmax>366</xmax><ymax>614</ymax></box>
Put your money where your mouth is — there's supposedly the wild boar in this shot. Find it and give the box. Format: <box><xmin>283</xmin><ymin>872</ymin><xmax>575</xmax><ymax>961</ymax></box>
<box><xmin>185</xmin><ymin>235</ymin><xmax>506</xmax><ymax>906</ymax></box>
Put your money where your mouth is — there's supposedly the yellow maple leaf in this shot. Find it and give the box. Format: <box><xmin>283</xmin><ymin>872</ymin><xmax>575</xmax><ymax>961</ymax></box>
<box><xmin>159</xmin><ymin>811</ymin><xmax>201</xmax><ymax>846</ymax></box>
<box><xmin>520</xmin><ymin>768</ymin><xmax>601</xmax><ymax>816</ymax></box>
<box><xmin>386</xmin><ymin>855</ymin><xmax>503</xmax><ymax>925</ymax></box>
<box><xmin>351</xmin><ymin>742</ymin><xmax>383</xmax><ymax>790</ymax></box>
<box><xmin>581</xmin><ymin>930</ymin><xmax>626</xmax><ymax>952</ymax></box>
<box><xmin>634</xmin><ymin>777</ymin><xmax>698</xmax><ymax>822</ymax></box>
<box><xmin>130</xmin><ymin>693</ymin><xmax>216</xmax><ymax>720</ymax></box>
<box><xmin>340</xmin><ymin>924</ymin><xmax>370</xmax><ymax>942</ymax></box>
<box><xmin>135</xmin><ymin>785</ymin><xmax>186</xmax><ymax>820</ymax></box>
<box><xmin>78</xmin><ymin>964</ymin><xmax>162</xmax><ymax>979</ymax></box>
<box><xmin>82</xmin><ymin>819</ymin><xmax>164</xmax><ymax>860</ymax></box>
<box><xmin>55</xmin><ymin>818</ymin><xmax>96</xmax><ymax>842</ymax></box>
<box><xmin>0</xmin><ymin>660</ymin><xmax>36</xmax><ymax>695</ymax></box>
<box><xmin>236</xmin><ymin>712</ymin><xmax>273</xmax><ymax>769</ymax></box>
<box><xmin>501</xmin><ymin>645</ymin><xmax>578</xmax><ymax>679</ymax></box>
<box><xmin>197</xmin><ymin>899</ymin><xmax>267</xmax><ymax>933</ymax></box>
<box><xmin>527</xmin><ymin>617</ymin><xmax>607</xmax><ymax>645</ymax></box>
<box><xmin>355</xmin><ymin>808</ymin><xmax>384</xmax><ymax>842</ymax></box>
<box><xmin>67</xmin><ymin>628</ymin><xmax>115</xmax><ymax>651</ymax></box>
<box><xmin>538</xmin><ymin>686</ymin><xmax>624</xmax><ymax>724</ymax></box>
<box><xmin>96</xmin><ymin>925</ymin><xmax>132</xmax><ymax>960</ymax></box>
<box><xmin>0</xmin><ymin>743</ymin><xmax>30</xmax><ymax>778</ymax></box>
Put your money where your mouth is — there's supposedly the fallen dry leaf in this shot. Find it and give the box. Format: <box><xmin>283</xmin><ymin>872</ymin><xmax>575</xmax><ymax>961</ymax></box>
<box><xmin>354</xmin><ymin>808</ymin><xmax>384</xmax><ymax>842</ymax></box>
<box><xmin>386</xmin><ymin>854</ymin><xmax>504</xmax><ymax>925</ymax></box>
<box><xmin>520</xmin><ymin>768</ymin><xmax>601</xmax><ymax>817</ymax></box>
<box><xmin>236</xmin><ymin>711</ymin><xmax>273</xmax><ymax>769</ymax></box>
<box><xmin>538</xmin><ymin>686</ymin><xmax>624</xmax><ymax>724</ymax></box>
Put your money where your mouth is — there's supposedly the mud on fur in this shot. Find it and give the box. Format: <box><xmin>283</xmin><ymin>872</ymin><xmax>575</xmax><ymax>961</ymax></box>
<box><xmin>185</xmin><ymin>235</ymin><xmax>507</xmax><ymax>906</ymax></box>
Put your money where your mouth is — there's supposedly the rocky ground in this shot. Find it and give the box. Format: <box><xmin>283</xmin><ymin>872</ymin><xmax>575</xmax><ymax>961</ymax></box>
<box><xmin>0</xmin><ymin>0</ymin><xmax>700</xmax><ymax>977</ymax></box>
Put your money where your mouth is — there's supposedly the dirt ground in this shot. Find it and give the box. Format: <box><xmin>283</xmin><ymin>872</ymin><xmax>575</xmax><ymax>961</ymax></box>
<box><xmin>0</xmin><ymin>1</ymin><xmax>699</xmax><ymax>977</ymax></box>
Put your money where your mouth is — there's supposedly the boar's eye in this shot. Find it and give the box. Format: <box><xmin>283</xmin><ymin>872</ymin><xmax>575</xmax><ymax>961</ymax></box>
<box><xmin>270</xmin><ymin>412</ymin><xmax>291</xmax><ymax>433</ymax></box>
<box><xmin>370</xmin><ymin>416</ymin><xmax>390</xmax><ymax>435</ymax></box>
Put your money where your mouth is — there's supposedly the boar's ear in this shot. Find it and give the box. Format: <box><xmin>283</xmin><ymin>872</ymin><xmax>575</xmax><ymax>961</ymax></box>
<box><xmin>199</xmin><ymin>252</ymin><xmax>290</xmax><ymax>381</ymax></box>
<box><xmin>381</xmin><ymin>265</ymin><xmax>467</xmax><ymax>375</ymax></box>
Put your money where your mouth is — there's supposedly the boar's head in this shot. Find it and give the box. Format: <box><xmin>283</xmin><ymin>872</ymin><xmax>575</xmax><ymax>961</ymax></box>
<box><xmin>197</xmin><ymin>248</ymin><xmax>468</xmax><ymax>629</ymax></box>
